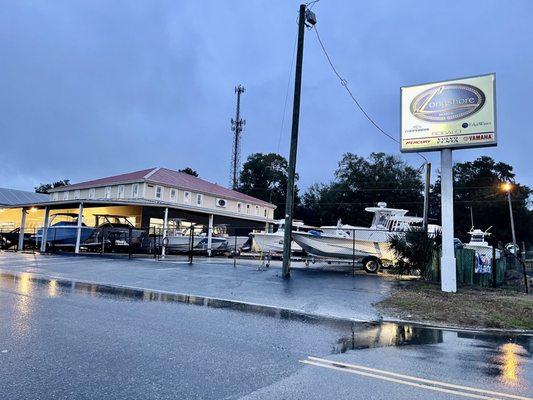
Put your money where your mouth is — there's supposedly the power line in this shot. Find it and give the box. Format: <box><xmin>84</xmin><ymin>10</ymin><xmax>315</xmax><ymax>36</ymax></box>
<box><xmin>277</xmin><ymin>33</ymin><xmax>298</xmax><ymax>154</ymax></box>
<box><xmin>312</xmin><ymin>26</ymin><xmax>428</xmax><ymax>163</ymax></box>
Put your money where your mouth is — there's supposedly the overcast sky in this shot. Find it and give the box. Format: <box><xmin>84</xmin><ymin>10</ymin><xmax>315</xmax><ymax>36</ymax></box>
<box><xmin>1</xmin><ymin>0</ymin><xmax>532</xmax><ymax>192</ymax></box>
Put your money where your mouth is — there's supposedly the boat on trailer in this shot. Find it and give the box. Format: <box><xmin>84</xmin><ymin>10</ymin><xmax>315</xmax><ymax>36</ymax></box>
<box><xmin>34</xmin><ymin>213</ymin><xmax>94</xmax><ymax>249</ymax></box>
<box><xmin>292</xmin><ymin>203</ymin><xmax>438</xmax><ymax>272</ymax></box>
<box><xmin>84</xmin><ymin>215</ymin><xmax>144</xmax><ymax>252</ymax></box>
<box><xmin>250</xmin><ymin>220</ymin><xmax>312</xmax><ymax>254</ymax></box>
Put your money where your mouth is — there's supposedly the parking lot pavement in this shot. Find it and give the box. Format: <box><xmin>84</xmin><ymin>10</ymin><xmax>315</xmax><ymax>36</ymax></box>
<box><xmin>0</xmin><ymin>251</ymin><xmax>399</xmax><ymax>321</ymax></box>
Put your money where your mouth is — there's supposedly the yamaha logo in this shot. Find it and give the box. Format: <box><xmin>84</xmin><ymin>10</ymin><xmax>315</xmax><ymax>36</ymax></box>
<box><xmin>410</xmin><ymin>84</ymin><xmax>485</xmax><ymax>122</ymax></box>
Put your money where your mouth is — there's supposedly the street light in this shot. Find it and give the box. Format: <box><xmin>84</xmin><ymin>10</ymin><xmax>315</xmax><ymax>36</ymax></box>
<box><xmin>501</xmin><ymin>182</ymin><xmax>517</xmax><ymax>247</ymax></box>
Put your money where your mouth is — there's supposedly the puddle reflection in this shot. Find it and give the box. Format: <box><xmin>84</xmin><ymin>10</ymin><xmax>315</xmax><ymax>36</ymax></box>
<box><xmin>333</xmin><ymin>322</ymin><xmax>443</xmax><ymax>353</ymax></box>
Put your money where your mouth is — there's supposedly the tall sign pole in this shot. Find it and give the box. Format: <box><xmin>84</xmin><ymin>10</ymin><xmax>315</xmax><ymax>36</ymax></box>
<box><xmin>282</xmin><ymin>4</ymin><xmax>307</xmax><ymax>278</ymax></box>
<box><xmin>422</xmin><ymin>162</ymin><xmax>431</xmax><ymax>231</ymax></box>
<box><xmin>440</xmin><ymin>149</ymin><xmax>456</xmax><ymax>292</ymax></box>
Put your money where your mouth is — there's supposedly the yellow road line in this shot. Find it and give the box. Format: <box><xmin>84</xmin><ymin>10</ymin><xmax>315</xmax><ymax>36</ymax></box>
<box><xmin>302</xmin><ymin>357</ymin><xmax>531</xmax><ymax>400</ymax></box>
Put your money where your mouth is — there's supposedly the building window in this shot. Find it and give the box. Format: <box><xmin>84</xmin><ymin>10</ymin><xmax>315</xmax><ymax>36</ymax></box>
<box><xmin>117</xmin><ymin>185</ymin><xmax>125</xmax><ymax>199</ymax></box>
<box><xmin>196</xmin><ymin>193</ymin><xmax>203</xmax><ymax>206</ymax></box>
<box><xmin>246</xmin><ymin>204</ymin><xmax>250</xmax><ymax>214</ymax></box>
<box><xmin>62</xmin><ymin>191</ymin><xmax>69</xmax><ymax>201</ymax></box>
<box><xmin>52</xmin><ymin>192</ymin><xmax>58</xmax><ymax>201</ymax></box>
<box><xmin>89</xmin><ymin>188</ymin><xmax>96</xmax><ymax>199</ymax></box>
<box><xmin>105</xmin><ymin>186</ymin><xmax>112</xmax><ymax>199</ymax></box>
<box><xmin>184</xmin><ymin>191</ymin><xmax>191</xmax><ymax>204</ymax></box>
<box><xmin>74</xmin><ymin>190</ymin><xmax>80</xmax><ymax>200</ymax></box>
<box><xmin>255</xmin><ymin>206</ymin><xmax>259</xmax><ymax>216</ymax></box>
<box><xmin>264</xmin><ymin>209</ymin><xmax>267</xmax><ymax>217</ymax></box>
<box><xmin>155</xmin><ymin>186</ymin><xmax>163</xmax><ymax>200</ymax></box>
<box><xmin>170</xmin><ymin>189</ymin><xmax>177</xmax><ymax>202</ymax></box>
<box><xmin>237</xmin><ymin>203</ymin><xmax>242</xmax><ymax>213</ymax></box>
<box><xmin>132</xmin><ymin>183</ymin><xmax>139</xmax><ymax>198</ymax></box>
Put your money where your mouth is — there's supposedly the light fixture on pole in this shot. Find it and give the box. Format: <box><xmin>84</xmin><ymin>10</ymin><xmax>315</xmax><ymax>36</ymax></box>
<box><xmin>501</xmin><ymin>182</ymin><xmax>517</xmax><ymax>247</ymax></box>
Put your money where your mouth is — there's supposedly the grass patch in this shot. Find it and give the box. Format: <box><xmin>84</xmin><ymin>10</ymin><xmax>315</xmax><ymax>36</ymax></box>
<box><xmin>376</xmin><ymin>281</ymin><xmax>533</xmax><ymax>330</ymax></box>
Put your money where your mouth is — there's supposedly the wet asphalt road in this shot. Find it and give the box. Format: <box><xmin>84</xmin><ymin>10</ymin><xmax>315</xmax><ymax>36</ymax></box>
<box><xmin>0</xmin><ymin>273</ymin><xmax>531</xmax><ymax>400</ymax></box>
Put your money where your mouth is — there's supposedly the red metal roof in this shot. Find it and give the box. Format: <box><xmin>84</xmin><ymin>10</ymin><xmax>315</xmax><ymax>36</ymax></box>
<box><xmin>53</xmin><ymin>167</ymin><xmax>274</xmax><ymax>207</ymax></box>
<box><xmin>147</xmin><ymin>168</ymin><xmax>273</xmax><ymax>207</ymax></box>
<box><xmin>57</xmin><ymin>168</ymin><xmax>155</xmax><ymax>191</ymax></box>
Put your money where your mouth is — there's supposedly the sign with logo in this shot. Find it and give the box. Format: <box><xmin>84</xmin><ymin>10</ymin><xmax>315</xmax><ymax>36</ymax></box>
<box><xmin>401</xmin><ymin>74</ymin><xmax>496</xmax><ymax>152</ymax></box>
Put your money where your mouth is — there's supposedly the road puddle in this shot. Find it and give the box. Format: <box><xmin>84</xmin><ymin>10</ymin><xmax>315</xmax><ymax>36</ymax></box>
<box><xmin>1</xmin><ymin>270</ymin><xmax>531</xmax><ymax>388</ymax></box>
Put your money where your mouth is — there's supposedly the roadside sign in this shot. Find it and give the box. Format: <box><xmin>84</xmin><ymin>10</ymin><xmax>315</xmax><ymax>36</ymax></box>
<box><xmin>400</xmin><ymin>74</ymin><xmax>496</xmax><ymax>152</ymax></box>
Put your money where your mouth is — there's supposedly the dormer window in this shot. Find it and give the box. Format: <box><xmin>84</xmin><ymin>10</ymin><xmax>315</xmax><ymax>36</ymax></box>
<box><xmin>184</xmin><ymin>191</ymin><xmax>191</xmax><ymax>204</ymax></box>
<box><xmin>132</xmin><ymin>184</ymin><xmax>139</xmax><ymax>198</ymax></box>
<box><xmin>170</xmin><ymin>189</ymin><xmax>177</xmax><ymax>202</ymax></box>
<box><xmin>155</xmin><ymin>186</ymin><xmax>163</xmax><ymax>200</ymax></box>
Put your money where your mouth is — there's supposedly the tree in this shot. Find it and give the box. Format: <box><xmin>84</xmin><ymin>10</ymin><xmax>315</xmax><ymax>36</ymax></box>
<box><xmin>298</xmin><ymin>152</ymin><xmax>424</xmax><ymax>226</ymax></box>
<box><xmin>35</xmin><ymin>179</ymin><xmax>70</xmax><ymax>194</ymax></box>
<box><xmin>429</xmin><ymin>156</ymin><xmax>532</xmax><ymax>245</ymax></box>
<box><xmin>179</xmin><ymin>167</ymin><xmax>199</xmax><ymax>177</ymax></box>
<box><xmin>238</xmin><ymin>153</ymin><xmax>298</xmax><ymax>219</ymax></box>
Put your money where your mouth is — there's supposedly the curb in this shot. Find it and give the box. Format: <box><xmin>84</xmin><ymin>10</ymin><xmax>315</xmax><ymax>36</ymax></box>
<box><xmin>1</xmin><ymin>268</ymin><xmax>532</xmax><ymax>336</ymax></box>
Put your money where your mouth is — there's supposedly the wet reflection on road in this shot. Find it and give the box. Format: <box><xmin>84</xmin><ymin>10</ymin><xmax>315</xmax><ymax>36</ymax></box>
<box><xmin>1</xmin><ymin>271</ymin><xmax>531</xmax><ymax>387</ymax></box>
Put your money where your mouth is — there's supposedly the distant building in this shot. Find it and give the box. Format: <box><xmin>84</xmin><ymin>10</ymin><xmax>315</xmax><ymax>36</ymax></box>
<box><xmin>0</xmin><ymin>167</ymin><xmax>275</xmax><ymax>253</ymax></box>
<box><xmin>47</xmin><ymin>167</ymin><xmax>275</xmax><ymax>221</ymax></box>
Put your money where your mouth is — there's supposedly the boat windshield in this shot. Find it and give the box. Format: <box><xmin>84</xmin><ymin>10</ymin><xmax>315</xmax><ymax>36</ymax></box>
<box><xmin>471</xmin><ymin>234</ymin><xmax>484</xmax><ymax>242</ymax></box>
<box><xmin>371</xmin><ymin>213</ymin><xmax>389</xmax><ymax>229</ymax></box>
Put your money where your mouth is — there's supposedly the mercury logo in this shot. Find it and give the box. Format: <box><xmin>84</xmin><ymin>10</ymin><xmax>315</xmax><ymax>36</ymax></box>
<box><xmin>410</xmin><ymin>84</ymin><xmax>485</xmax><ymax>122</ymax></box>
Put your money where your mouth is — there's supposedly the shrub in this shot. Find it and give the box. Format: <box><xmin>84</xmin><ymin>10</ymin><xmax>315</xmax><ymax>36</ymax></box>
<box><xmin>388</xmin><ymin>228</ymin><xmax>437</xmax><ymax>279</ymax></box>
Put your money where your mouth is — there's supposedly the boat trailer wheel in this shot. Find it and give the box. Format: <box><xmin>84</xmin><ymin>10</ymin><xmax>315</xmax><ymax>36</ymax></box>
<box><xmin>362</xmin><ymin>257</ymin><xmax>381</xmax><ymax>274</ymax></box>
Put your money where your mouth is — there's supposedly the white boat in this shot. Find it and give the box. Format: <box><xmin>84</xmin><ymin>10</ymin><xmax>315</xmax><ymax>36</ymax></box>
<box><xmin>463</xmin><ymin>228</ymin><xmax>500</xmax><ymax>273</ymax></box>
<box><xmin>250</xmin><ymin>220</ymin><xmax>310</xmax><ymax>254</ymax></box>
<box><xmin>226</xmin><ymin>236</ymin><xmax>250</xmax><ymax>252</ymax></box>
<box><xmin>292</xmin><ymin>203</ymin><xmax>434</xmax><ymax>272</ymax></box>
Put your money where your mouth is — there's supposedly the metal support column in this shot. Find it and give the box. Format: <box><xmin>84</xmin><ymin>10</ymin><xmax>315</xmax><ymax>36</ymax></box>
<box><xmin>40</xmin><ymin>206</ymin><xmax>50</xmax><ymax>252</ymax></box>
<box><xmin>207</xmin><ymin>214</ymin><xmax>214</xmax><ymax>257</ymax></box>
<box><xmin>74</xmin><ymin>203</ymin><xmax>84</xmax><ymax>254</ymax></box>
<box><xmin>17</xmin><ymin>208</ymin><xmax>27</xmax><ymax>251</ymax></box>
<box><xmin>161</xmin><ymin>207</ymin><xmax>169</xmax><ymax>259</ymax></box>
<box><xmin>440</xmin><ymin>149</ymin><xmax>456</xmax><ymax>292</ymax></box>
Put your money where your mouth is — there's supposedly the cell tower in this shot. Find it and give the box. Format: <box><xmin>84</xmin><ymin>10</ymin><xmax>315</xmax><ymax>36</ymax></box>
<box><xmin>230</xmin><ymin>84</ymin><xmax>246</xmax><ymax>189</ymax></box>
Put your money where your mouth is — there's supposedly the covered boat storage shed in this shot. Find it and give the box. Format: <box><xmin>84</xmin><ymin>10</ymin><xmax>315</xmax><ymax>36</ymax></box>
<box><xmin>0</xmin><ymin>167</ymin><xmax>276</xmax><ymax>255</ymax></box>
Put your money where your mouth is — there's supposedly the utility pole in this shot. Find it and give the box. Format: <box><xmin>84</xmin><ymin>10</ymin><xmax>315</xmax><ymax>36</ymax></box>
<box><xmin>422</xmin><ymin>162</ymin><xmax>431</xmax><ymax>231</ymax></box>
<box><xmin>282</xmin><ymin>4</ymin><xmax>315</xmax><ymax>278</ymax></box>
<box><xmin>230</xmin><ymin>85</ymin><xmax>246</xmax><ymax>190</ymax></box>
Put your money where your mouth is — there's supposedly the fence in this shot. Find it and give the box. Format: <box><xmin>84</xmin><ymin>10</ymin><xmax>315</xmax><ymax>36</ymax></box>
<box><xmin>427</xmin><ymin>239</ymin><xmax>529</xmax><ymax>293</ymax></box>
<box><xmin>0</xmin><ymin>223</ymin><xmax>530</xmax><ymax>293</ymax></box>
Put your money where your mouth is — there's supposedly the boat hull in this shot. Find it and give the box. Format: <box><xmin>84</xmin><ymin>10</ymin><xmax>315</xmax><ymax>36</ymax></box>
<box><xmin>225</xmin><ymin>236</ymin><xmax>249</xmax><ymax>251</ymax></box>
<box><xmin>195</xmin><ymin>237</ymin><xmax>228</xmax><ymax>251</ymax></box>
<box><xmin>35</xmin><ymin>226</ymin><xmax>94</xmax><ymax>247</ymax></box>
<box><xmin>166</xmin><ymin>236</ymin><xmax>203</xmax><ymax>252</ymax></box>
<box><xmin>292</xmin><ymin>231</ymin><xmax>395</xmax><ymax>262</ymax></box>
<box><xmin>250</xmin><ymin>232</ymin><xmax>302</xmax><ymax>253</ymax></box>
